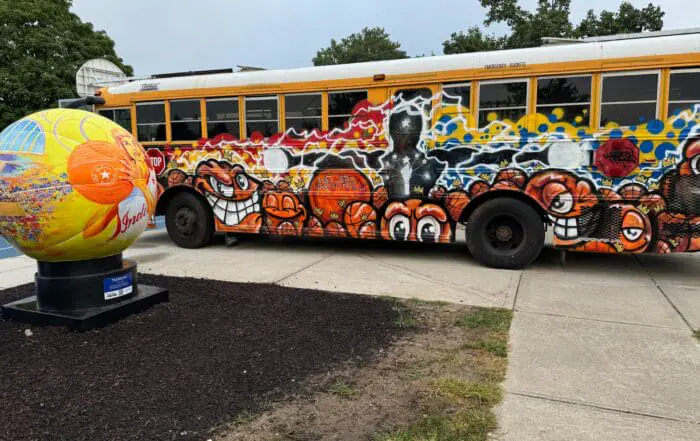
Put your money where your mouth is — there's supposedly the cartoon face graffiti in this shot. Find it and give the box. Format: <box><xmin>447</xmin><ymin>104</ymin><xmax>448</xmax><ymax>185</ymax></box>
<box><xmin>679</xmin><ymin>136</ymin><xmax>700</xmax><ymax>178</ymax></box>
<box><xmin>380</xmin><ymin>199</ymin><xmax>452</xmax><ymax>243</ymax></box>
<box><xmin>657</xmin><ymin>136</ymin><xmax>700</xmax><ymax>252</ymax></box>
<box><xmin>261</xmin><ymin>180</ymin><xmax>306</xmax><ymax>235</ymax></box>
<box><xmin>525</xmin><ymin>171</ymin><xmax>599</xmax><ymax>245</ymax></box>
<box><xmin>152</xmin><ymin>91</ymin><xmax>700</xmax><ymax>261</ymax></box>
<box><xmin>662</xmin><ymin>136</ymin><xmax>700</xmax><ymax>214</ymax></box>
<box><xmin>615</xmin><ymin>205</ymin><xmax>652</xmax><ymax>252</ymax></box>
<box><xmin>344</xmin><ymin>201</ymin><xmax>378</xmax><ymax>239</ymax></box>
<box><xmin>194</xmin><ymin>159</ymin><xmax>262</xmax><ymax>230</ymax></box>
<box><xmin>573</xmin><ymin>204</ymin><xmax>651</xmax><ymax>253</ymax></box>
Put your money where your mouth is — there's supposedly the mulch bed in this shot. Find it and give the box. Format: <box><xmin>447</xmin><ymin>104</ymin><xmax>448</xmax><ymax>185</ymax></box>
<box><xmin>0</xmin><ymin>274</ymin><xmax>403</xmax><ymax>441</ymax></box>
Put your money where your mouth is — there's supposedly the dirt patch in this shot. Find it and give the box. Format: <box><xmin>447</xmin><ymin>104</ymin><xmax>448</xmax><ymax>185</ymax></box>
<box><xmin>217</xmin><ymin>301</ymin><xmax>512</xmax><ymax>441</ymax></box>
<box><xmin>0</xmin><ymin>274</ymin><xmax>405</xmax><ymax>441</ymax></box>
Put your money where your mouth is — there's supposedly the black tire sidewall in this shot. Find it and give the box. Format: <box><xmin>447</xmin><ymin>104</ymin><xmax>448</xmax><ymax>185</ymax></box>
<box><xmin>466</xmin><ymin>198</ymin><xmax>544</xmax><ymax>269</ymax></box>
<box><xmin>165</xmin><ymin>192</ymin><xmax>214</xmax><ymax>248</ymax></box>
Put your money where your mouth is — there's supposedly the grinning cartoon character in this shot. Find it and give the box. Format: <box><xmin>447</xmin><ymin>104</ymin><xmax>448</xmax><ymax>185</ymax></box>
<box><xmin>525</xmin><ymin>171</ymin><xmax>600</xmax><ymax>246</ymax></box>
<box><xmin>261</xmin><ymin>180</ymin><xmax>307</xmax><ymax>235</ymax></box>
<box><xmin>657</xmin><ymin>136</ymin><xmax>700</xmax><ymax>252</ymax></box>
<box><xmin>571</xmin><ymin>204</ymin><xmax>652</xmax><ymax>253</ymax></box>
<box><xmin>194</xmin><ymin>159</ymin><xmax>262</xmax><ymax>231</ymax></box>
<box><xmin>380</xmin><ymin>199</ymin><xmax>453</xmax><ymax>243</ymax></box>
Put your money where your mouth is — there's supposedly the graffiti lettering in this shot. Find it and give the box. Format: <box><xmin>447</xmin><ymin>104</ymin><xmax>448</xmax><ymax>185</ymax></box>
<box><xmin>603</xmin><ymin>151</ymin><xmax>637</xmax><ymax>163</ymax></box>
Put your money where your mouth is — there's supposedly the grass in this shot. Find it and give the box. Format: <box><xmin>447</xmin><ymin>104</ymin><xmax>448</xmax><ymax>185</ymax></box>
<box><xmin>374</xmin><ymin>306</ymin><xmax>514</xmax><ymax>441</ymax></box>
<box><xmin>430</xmin><ymin>378</ymin><xmax>502</xmax><ymax>407</ymax></box>
<box><xmin>376</xmin><ymin>408</ymin><xmax>497</xmax><ymax>441</ymax></box>
<box><xmin>328</xmin><ymin>379</ymin><xmax>358</xmax><ymax>399</ymax></box>
<box><xmin>406</xmin><ymin>298</ymin><xmax>450</xmax><ymax>307</ymax></box>
<box><xmin>374</xmin><ymin>379</ymin><xmax>502</xmax><ymax>441</ymax></box>
<box><xmin>392</xmin><ymin>306</ymin><xmax>420</xmax><ymax>329</ymax></box>
<box><xmin>694</xmin><ymin>330</ymin><xmax>700</xmax><ymax>341</ymax></box>
<box><xmin>462</xmin><ymin>339</ymin><xmax>508</xmax><ymax>357</ymax></box>
<box><xmin>457</xmin><ymin>308</ymin><xmax>513</xmax><ymax>333</ymax></box>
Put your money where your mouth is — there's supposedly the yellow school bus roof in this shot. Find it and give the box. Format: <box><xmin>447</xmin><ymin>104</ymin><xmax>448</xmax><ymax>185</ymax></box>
<box><xmin>100</xmin><ymin>30</ymin><xmax>700</xmax><ymax>102</ymax></box>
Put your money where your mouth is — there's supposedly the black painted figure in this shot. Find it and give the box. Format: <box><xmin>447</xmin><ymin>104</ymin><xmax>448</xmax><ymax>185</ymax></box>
<box><xmin>381</xmin><ymin>104</ymin><xmax>444</xmax><ymax>199</ymax></box>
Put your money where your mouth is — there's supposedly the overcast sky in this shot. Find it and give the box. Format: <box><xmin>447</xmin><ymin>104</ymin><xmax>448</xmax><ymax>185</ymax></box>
<box><xmin>71</xmin><ymin>0</ymin><xmax>693</xmax><ymax>76</ymax></box>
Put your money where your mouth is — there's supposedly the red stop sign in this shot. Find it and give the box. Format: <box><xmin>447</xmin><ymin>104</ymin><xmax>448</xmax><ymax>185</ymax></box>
<box><xmin>146</xmin><ymin>148</ymin><xmax>166</xmax><ymax>176</ymax></box>
<box><xmin>594</xmin><ymin>138</ymin><xmax>640</xmax><ymax>178</ymax></box>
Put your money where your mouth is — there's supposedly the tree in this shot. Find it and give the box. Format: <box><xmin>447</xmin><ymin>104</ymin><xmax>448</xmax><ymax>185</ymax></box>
<box><xmin>443</xmin><ymin>27</ymin><xmax>506</xmax><ymax>55</ymax></box>
<box><xmin>313</xmin><ymin>27</ymin><xmax>407</xmax><ymax>66</ymax></box>
<box><xmin>574</xmin><ymin>2</ymin><xmax>664</xmax><ymax>38</ymax></box>
<box><xmin>443</xmin><ymin>0</ymin><xmax>664</xmax><ymax>54</ymax></box>
<box><xmin>0</xmin><ymin>0</ymin><xmax>133</xmax><ymax>129</ymax></box>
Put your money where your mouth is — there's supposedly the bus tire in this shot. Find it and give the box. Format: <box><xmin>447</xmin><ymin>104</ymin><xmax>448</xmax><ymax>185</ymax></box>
<box><xmin>466</xmin><ymin>198</ymin><xmax>544</xmax><ymax>269</ymax></box>
<box><xmin>165</xmin><ymin>192</ymin><xmax>214</xmax><ymax>249</ymax></box>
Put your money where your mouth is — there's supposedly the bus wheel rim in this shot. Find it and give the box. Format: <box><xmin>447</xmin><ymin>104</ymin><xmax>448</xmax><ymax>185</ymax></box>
<box><xmin>175</xmin><ymin>207</ymin><xmax>197</xmax><ymax>237</ymax></box>
<box><xmin>484</xmin><ymin>214</ymin><xmax>526</xmax><ymax>254</ymax></box>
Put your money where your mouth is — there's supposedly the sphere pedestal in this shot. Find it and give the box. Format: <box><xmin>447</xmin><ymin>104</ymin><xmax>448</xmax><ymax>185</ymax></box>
<box><xmin>1</xmin><ymin>254</ymin><xmax>168</xmax><ymax>331</ymax></box>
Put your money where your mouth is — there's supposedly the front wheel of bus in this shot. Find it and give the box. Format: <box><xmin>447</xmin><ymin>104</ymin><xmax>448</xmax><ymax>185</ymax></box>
<box><xmin>466</xmin><ymin>198</ymin><xmax>544</xmax><ymax>269</ymax></box>
<box><xmin>165</xmin><ymin>192</ymin><xmax>214</xmax><ymax>249</ymax></box>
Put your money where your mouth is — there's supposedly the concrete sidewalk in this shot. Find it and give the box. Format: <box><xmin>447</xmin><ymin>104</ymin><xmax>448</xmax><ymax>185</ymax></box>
<box><xmin>495</xmin><ymin>252</ymin><xmax>700</xmax><ymax>441</ymax></box>
<box><xmin>1</xmin><ymin>230</ymin><xmax>698</xmax><ymax>440</ymax></box>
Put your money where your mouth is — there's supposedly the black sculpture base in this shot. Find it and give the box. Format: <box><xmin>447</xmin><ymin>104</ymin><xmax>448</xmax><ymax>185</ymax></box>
<box><xmin>1</xmin><ymin>254</ymin><xmax>168</xmax><ymax>331</ymax></box>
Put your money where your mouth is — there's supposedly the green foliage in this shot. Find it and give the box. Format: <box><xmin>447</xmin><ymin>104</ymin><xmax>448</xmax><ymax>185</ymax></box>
<box><xmin>444</xmin><ymin>0</ymin><xmax>665</xmax><ymax>54</ymax></box>
<box><xmin>443</xmin><ymin>27</ymin><xmax>505</xmax><ymax>55</ymax></box>
<box><xmin>574</xmin><ymin>2</ymin><xmax>664</xmax><ymax>38</ymax></box>
<box><xmin>312</xmin><ymin>27</ymin><xmax>407</xmax><ymax>66</ymax></box>
<box><xmin>0</xmin><ymin>0</ymin><xmax>133</xmax><ymax>129</ymax></box>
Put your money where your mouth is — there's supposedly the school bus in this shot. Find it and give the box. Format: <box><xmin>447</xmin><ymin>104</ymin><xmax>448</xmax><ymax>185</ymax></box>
<box><xmin>94</xmin><ymin>29</ymin><xmax>700</xmax><ymax>268</ymax></box>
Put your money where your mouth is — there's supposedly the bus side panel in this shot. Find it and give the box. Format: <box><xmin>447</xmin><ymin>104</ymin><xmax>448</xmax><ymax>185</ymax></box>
<box><xmin>150</xmin><ymin>96</ymin><xmax>699</xmax><ymax>254</ymax></box>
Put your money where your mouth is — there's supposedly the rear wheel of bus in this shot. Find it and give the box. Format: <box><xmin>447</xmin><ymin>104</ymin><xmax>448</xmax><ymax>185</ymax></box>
<box><xmin>466</xmin><ymin>198</ymin><xmax>544</xmax><ymax>269</ymax></box>
<box><xmin>165</xmin><ymin>192</ymin><xmax>214</xmax><ymax>249</ymax></box>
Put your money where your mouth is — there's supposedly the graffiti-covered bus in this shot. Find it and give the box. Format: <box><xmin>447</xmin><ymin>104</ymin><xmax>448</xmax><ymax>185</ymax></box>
<box><xmin>95</xmin><ymin>29</ymin><xmax>700</xmax><ymax>268</ymax></box>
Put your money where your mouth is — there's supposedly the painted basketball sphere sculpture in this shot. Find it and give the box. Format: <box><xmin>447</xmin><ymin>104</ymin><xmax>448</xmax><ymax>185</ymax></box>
<box><xmin>0</xmin><ymin>109</ymin><xmax>157</xmax><ymax>262</ymax></box>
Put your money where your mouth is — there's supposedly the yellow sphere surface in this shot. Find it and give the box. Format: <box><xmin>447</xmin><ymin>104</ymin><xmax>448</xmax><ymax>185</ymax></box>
<box><xmin>0</xmin><ymin>109</ymin><xmax>157</xmax><ymax>262</ymax></box>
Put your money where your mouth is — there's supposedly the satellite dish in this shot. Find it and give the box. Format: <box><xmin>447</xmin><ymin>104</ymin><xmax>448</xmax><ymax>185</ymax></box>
<box><xmin>75</xmin><ymin>58</ymin><xmax>127</xmax><ymax>97</ymax></box>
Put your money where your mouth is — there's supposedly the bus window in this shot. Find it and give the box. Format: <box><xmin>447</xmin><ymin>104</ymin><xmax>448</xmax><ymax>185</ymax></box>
<box><xmin>98</xmin><ymin>108</ymin><xmax>132</xmax><ymax>133</ymax></box>
<box><xmin>600</xmin><ymin>71</ymin><xmax>658</xmax><ymax>127</ymax></box>
<box><xmin>668</xmin><ymin>69</ymin><xmax>700</xmax><ymax>117</ymax></box>
<box><xmin>206</xmin><ymin>97</ymin><xmax>240</xmax><ymax>139</ymax></box>
<box><xmin>245</xmin><ymin>96</ymin><xmax>278</xmax><ymax>138</ymax></box>
<box><xmin>394</xmin><ymin>88</ymin><xmax>433</xmax><ymax>116</ymax></box>
<box><xmin>136</xmin><ymin>102</ymin><xmax>166</xmax><ymax>142</ymax></box>
<box><xmin>170</xmin><ymin>99</ymin><xmax>202</xmax><ymax>141</ymax></box>
<box><xmin>328</xmin><ymin>90</ymin><xmax>367</xmax><ymax>130</ymax></box>
<box><xmin>285</xmin><ymin>93</ymin><xmax>322</xmax><ymax>133</ymax></box>
<box><xmin>442</xmin><ymin>83</ymin><xmax>471</xmax><ymax>113</ymax></box>
<box><xmin>537</xmin><ymin>75</ymin><xmax>591</xmax><ymax>126</ymax></box>
<box><xmin>478</xmin><ymin>80</ymin><xmax>527</xmax><ymax>127</ymax></box>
